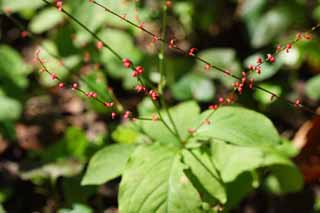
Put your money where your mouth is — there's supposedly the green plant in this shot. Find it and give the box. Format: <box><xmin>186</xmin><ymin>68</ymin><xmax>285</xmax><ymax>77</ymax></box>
<box><xmin>2</xmin><ymin>0</ymin><xmax>320</xmax><ymax>212</ymax></box>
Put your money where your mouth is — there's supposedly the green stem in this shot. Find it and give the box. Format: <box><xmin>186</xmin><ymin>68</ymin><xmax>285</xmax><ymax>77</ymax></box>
<box><xmin>158</xmin><ymin>1</ymin><xmax>167</xmax><ymax>93</ymax></box>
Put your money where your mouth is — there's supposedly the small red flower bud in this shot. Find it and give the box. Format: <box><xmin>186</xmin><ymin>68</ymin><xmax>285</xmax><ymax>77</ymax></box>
<box><xmin>285</xmin><ymin>43</ymin><xmax>292</xmax><ymax>53</ymax></box>
<box><xmin>72</xmin><ymin>83</ymin><xmax>78</xmax><ymax>90</ymax></box>
<box><xmin>209</xmin><ymin>104</ymin><xmax>219</xmax><ymax>110</ymax></box>
<box><xmin>55</xmin><ymin>0</ymin><xmax>63</xmax><ymax>12</ymax></box>
<box><xmin>104</xmin><ymin>102</ymin><xmax>114</xmax><ymax>108</ymax></box>
<box><xmin>248</xmin><ymin>64</ymin><xmax>255</xmax><ymax>71</ymax></box>
<box><xmin>204</xmin><ymin>63</ymin><xmax>211</xmax><ymax>71</ymax></box>
<box><xmin>149</xmin><ymin>90</ymin><xmax>159</xmax><ymax>101</ymax></box>
<box><xmin>218</xmin><ymin>97</ymin><xmax>224</xmax><ymax>103</ymax></box>
<box><xmin>123</xmin><ymin>58</ymin><xmax>132</xmax><ymax>68</ymax></box>
<box><xmin>111</xmin><ymin>112</ymin><xmax>117</xmax><ymax>119</ymax></box>
<box><xmin>58</xmin><ymin>82</ymin><xmax>64</xmax><ymax>89</ymax></box>
<box><xmin>294</xmin><ymin>99</ymin><xmax>301</xmax><ymax>107</ymax></box>
<box><xmin>96</xmin><ymin>41</ymin><xmax>103</xmax><ymax>49</ymax></box>
<box><xmin>123</xmin><ymin>110</ymin><xmax>131</xmax><ymax>119</ymax></box>
<box><xmin>256</xmin><ymin>56</ymin><xmax>262</xmax><ymax>65</ymax></box>
<box><xmin>135</xmin><ymin>85</ymin><xmax>146</xmax><ymax>93</ymax></box>
<box><xmin>20</xmin><ymin>31</ymin><xmax>28</xmax><ymax>38</ymax></box>
<box><xmin>51</xmin><ymin>73</ymin><xmax>58</xmax><ymax>80</ymax></box>
<box><xmin>266</xmin><ymin>54</ymin><xmax>275</xmax><ymax>63</ymax></box>
<box><xmin>168</xmin><ymin>39</ymin><xmax>175</xmax><ymax>48</ymax></box>
<box><xmin>188</xmin><ymin>48</ymin><xmax>198</xmax><ymax>56</ymax></box>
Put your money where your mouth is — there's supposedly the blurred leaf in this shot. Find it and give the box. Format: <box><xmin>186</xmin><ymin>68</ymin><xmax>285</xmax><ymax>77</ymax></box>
<box><xmin>0</xmin><ymin>45</ymin><xmax>30</xmax><ymax>90</ymax></box>
<box><xmin>194</xmin><ymin>48</ymin><xmax>241</xmax><ymax>86</ymax></box>
<box><xmin>99</xmin><ymin>29</ymin><xmax>142</xmax><ymax>90</ymax></box>
<box><xmin>81</xmin><ymin>144</ymin><xmax>135</xmax><ymax>185</ymax></box>
<box><xmin>80</xmin><ymin>70</ymin><xmax>110</xmax><ymax>113</ymax></box>
<box><xmin>196</xmin><ymin>107</ymin><xmax>280</xmax><ymax>147</ymax></box>
<box><xmin>171</xmin><ymin>73</ymin><xmax>215</xmax><ymax>102</ymax></box>
<box><xmin>29</xmin><ymin>8</ymin><xmax>64</xmax><ymax>33</ymax></box>
<box><xmin>41</xmin><ymin>127</ymin><xmax>89</xmax><ymax>162</ymax></box>
<box><xmin>0</xmin><ymin>96</ymin><xmax>22</xmax><ymax>121</ymax></box>
<box><xmin>119</xmin><ymin>143</ymin><xmax>203</xmax><ymax>213</ymax></box>
<box><xmin>69</xmin><ymin>0</ymin><xmax>107</xmax><ymax>46</ymax></box>
<box><xmin>38</xmin><ymin>41</ymin><xmax>80</xmax><ymax>87</ymax></box>
<box><xmin>1</xmin><ymin>0</ymin><xmax>44</xmax><ymax>12</ymax></box>
<box><xmin>254</xmin><ymin>83</ymin><xmax>282</xmax><ymax>105</ymax></box>
<box><xmin>20</xmin><ymin>159</ymin><xmax>84</xmax><ymax>184</ymax></box>
<box><xmin>250</xmin><ymin>7</ymin><xmax>292</xmax><ymax>48</ymax></box>
<box><xmin>58</xmin><ymin>203</ymin><xmax>93</xmax><ymax>213</ymax></box>
<box><xmin>306</xmin><ymin>75</ymin><xmax>320</xmax><ymax>100</ymax></box>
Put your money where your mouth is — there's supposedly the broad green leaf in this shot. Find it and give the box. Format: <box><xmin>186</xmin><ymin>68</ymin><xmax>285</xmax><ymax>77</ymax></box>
<box><xmin>0</xmin><ymin>96</ymin><xmax>22</xmax><ymax>121</ymax></box>
<box><xmin>196</xmin><ymin>107</ymin><xmax>280</xmax><ymax>147</ymax></box>
<box><xmin>171</xmin><ymin>73</ymin><xmax>215</xmax><ymax>102</ymax></box>
<box><xmin>140</xmin><ymin>101</ymin><xmax>200</xmax><ymax>144</ymax></box>
<box><xmin>182</xmin><ymin>148</ymin><xmax>227</xmax><ymax>204</ymax></box>
<box><xmin>306</xmin><ymin>75</ymin><xmax>320</xmax><ymax>100</ymax></box>
<box><xmin>81</xmin><ymin>144</ymin><xmax>135</xmax><ymax>185</ymax></box>
<box><xmin>29</xmin><ymin>8</ymin><xmax>64</xmax><ymax>33</ymax></box>
<box><xmin>119</xmin><ymin>143</ymin><xmax>203</xmax><ymax>213</ymax></box>
<box><xmin>211</xmin><ymin>142</ymin><xmax>303</xmax><ymax>194</ymax></box>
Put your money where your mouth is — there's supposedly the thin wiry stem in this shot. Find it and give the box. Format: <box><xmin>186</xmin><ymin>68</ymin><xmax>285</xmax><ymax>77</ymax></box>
<box><xmin>40</xmin><ymin>0</ymin><xmax>180</xmax><ymax>140</ymax></box>
<box><xmin>91</xmin><ymin>0</ymin><xmax>320</xmax><ymax>116</ymax></box>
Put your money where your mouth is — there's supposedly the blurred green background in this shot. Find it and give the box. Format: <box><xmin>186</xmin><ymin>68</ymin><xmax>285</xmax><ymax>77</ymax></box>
<box><xmin>0</xmin><ymin>0</ymin><xmax>320</xmax><ymax>212</ymax></box>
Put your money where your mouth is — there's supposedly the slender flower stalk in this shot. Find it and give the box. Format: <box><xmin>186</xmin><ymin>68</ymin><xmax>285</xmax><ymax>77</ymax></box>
<box><xmin>39</xmin><ymin>0</ymin><xmax>181</xmax><ymax>140</ymax></box>
<box><xmin>89</xmin><ymin>0</ymin><xmax>320</xmax><ymax>116</ymax></box>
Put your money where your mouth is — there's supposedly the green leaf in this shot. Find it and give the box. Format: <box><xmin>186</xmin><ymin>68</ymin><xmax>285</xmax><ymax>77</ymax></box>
<box><xmin>194</xmin><ymin>48</ymin><xmax>241</xmax><ymax>86</ymax></box>
<box><xmin>250</xmin><ymin>7</ymin><xmax>292</xmax><ymax>47</ymax></box>
<box><xmin>171</xmin><ymin>73</ymin><xmax>215</xmax><ymax>102</ymax></box>
<box><xmin>306</xmin><ymin>75</ymin><xmax>320</xmax><ymax>100</ymax></box>
<box><xmin>140</xmin><ymin>101</ymin><xmax>200</xmax><ymax>144</ymax></box>
<box><xmin>196</xmin><ymin>107</ymin><xmax>280</xmax><ymax>147</ymax></box>
<box><xmin>182</xmin><ymin>148</ymin><xmax>227</xmax><ymax>204</ymax></box>
<box><xmin>0</xmin><ymin>96</ymin><xmax>22</xmax><ymax>121</ymax></box>
<box><xmin>119</xmin><ymin>143</ymin><xmax>203</xmax><ymax>213</ymax></box>
<box><xmin>20</xmin><ymin>159</ymin><xmax>84</xmax><ymax>184</ymax></box>
<box><xmin>29</xmin><ymin>8</ymin><xmax>64</xmax><ymax>33</ymax></box>
<box><xmin>254</xmin><ymin>83</ymin><xmax>282</xmax><ymax>105</ymax></box>
<box><xmin>58</xmin><ymin>203</ymin><xmax>93</xmax><ymax>213</ymax></box>
<box><xmin>1</xmin><ymin>0</ymin><xmax>44</xmax><ymax>12</ymax></box>
<box><xmin>112</xmin><ymin>123</ymin><xmax>143</xmax><ymax>144</ymax></box>
<box><xmin>81</xmin><ymin>144</ymin><xmax>135</xmax><ymax>185</ymax></box>
<box><xmin>0</xmin><ymin>45</ymin><xmax>30</xmax><ymax>89</ymax></box>
<box><xmin>211</xmin><ymin>142</ymin><xmax>303</xmax><ymax>194</ymax></box>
